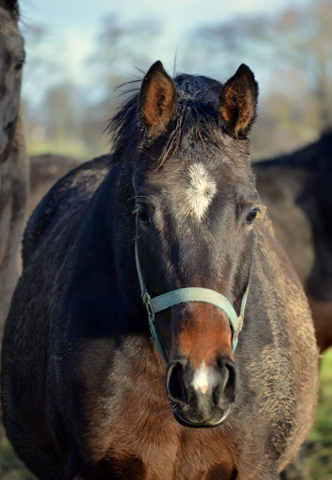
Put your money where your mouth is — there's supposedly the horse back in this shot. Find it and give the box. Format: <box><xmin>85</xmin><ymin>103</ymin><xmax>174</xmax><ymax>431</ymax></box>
<box><xmin>23</xmin><ymin>154</ymin><xmax>112</xmax><ymax>268</ymax></box>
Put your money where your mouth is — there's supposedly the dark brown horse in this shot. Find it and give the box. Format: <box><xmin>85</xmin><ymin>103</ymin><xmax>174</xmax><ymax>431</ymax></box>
<box><xmin>1</xmin><ymin>62</ymin><xmax>318</xmax><ymax>480</ymax></box>
<box><xmin>0</xmin><ymin>0</ymin><xmax>28</xmax><ymax>332</ymax></box>
<box><xmin>255</xmin><ymin>131</ymin><xmax>332</xmax><ymax>351</ymax></box>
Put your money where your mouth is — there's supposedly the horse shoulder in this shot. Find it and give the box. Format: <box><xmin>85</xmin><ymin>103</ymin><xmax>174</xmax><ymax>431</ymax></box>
<box><xmin>249</xmin><ymin>222</ymin><xmax>318</xmax><ymax>469</ymax></box>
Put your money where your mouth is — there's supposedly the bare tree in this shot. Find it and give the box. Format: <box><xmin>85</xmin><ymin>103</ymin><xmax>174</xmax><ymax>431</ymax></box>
<box><xmin>195</xmin><ymin>1</ymin><xmax>332</xmax><ymax>156</ymax></box>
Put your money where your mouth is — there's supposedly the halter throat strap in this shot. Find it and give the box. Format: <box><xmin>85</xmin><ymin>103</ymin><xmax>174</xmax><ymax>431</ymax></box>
<box><xmin>135</xmin><ymin>242</ymin><xmax>251</xmax><ymax>363</ymax></box>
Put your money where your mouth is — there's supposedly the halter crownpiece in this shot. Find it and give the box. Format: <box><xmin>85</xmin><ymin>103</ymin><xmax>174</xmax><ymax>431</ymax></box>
<box><xmin>135</xmin><ymin>242</ymin><xmax>251</xmax><ymax>363</ymax></box>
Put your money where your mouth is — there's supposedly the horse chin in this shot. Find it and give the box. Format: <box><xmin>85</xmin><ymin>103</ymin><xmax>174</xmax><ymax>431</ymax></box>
<box><xmin>173</xmin><ymin>406</ymin><xmax>232</xmax><ymax>429</ymax></box>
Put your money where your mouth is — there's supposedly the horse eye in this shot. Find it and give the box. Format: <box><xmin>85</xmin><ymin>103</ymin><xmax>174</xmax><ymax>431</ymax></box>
<box><xmin>246</xmin><ymin>208</ymin><xmax>258</xmax><ymax>224</ymax></box>
<box><xmin>15</xmin><ymin>59</ymin><xmax>24</xmax><ymax>72</ymax></box>
<box><xmin>137</xmin><ymin>209</ymin><xmax>150</xmax><ymax>225</ymax></box>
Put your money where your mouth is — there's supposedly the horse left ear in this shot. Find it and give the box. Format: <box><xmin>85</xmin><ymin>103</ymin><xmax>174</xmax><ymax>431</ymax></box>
<box><xmin>139</xmin><ymin>61</ymin><xmax>177</xmax><ymax>137</ymax></box>
<box><xmin>0</xmin><ymin>0</ymin><xmax>19</xmax><ymax>18</ymax></box>
<box><xmin>219</xmin><ymin>64</ymin><xmax>258</xmax><ymax>139</ymax></box>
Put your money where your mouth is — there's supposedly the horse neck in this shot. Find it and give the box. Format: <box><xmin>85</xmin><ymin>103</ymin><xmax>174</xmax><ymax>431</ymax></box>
<box><xmin>11</xmin><ymin>106</ymin><xmax>27</xmax><ymax>161</ymax></box>
<box><xmin>0</xmin><ymin>104</ymin><xmax>28</xmax><ymax>211</ymax></box>
<box><xmin>73</xmin><ymin>161</ymin><xmax>144</xmax><ymax>326</ymax></box>
<box><xmin>1</xmin><ymin>105</ymin><xmax>28</xmax><ymax>173</ymax></box>
<box><xmin>0</xmin><ymin>104</ymin><xmax>28</xmax><ymax>325</ymax></box>
<box><xmin>105</xmin><ymin>162</ymin><xmax>150</xmax><ymax>325</ymax></box>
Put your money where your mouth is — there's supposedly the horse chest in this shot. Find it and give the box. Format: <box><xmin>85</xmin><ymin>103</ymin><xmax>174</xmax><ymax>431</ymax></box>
<box><xmin>92</xmin><ymin>379</ymin><xmax>235</xmax><ymax>480</ymax></box>
<box><xmin>102</xmin><ymin>424</ymin><xmax>235</xmax><ymax>480</ymax></box>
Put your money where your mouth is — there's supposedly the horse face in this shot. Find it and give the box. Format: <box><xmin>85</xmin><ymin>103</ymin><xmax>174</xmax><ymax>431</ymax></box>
<box><xmin>0</xmin><ymin>2</ymin><xmax>24</xmax><ymax>163</ymax></box>
<box><xmin>134</xmin><ymin>62</ymin><xmax>261</xmax><ymax>427</ymax></box>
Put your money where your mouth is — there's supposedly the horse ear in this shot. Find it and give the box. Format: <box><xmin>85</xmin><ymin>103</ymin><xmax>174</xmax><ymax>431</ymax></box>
<box><xmin>219</xmin><ymin>64</ymin><xmax>258</xmax><ymax>139</ymax></box>
<box><xmin>0</xmin><ymin>0</ymin><xmax>19</xmax><ymax>18</ymax></box>
<box><xmin>139</xmin><ymin>61</ymin><xmax>177</xmax><ymax>137</ymax></box>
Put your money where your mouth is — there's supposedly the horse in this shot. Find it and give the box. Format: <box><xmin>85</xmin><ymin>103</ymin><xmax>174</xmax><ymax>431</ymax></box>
<box><xmin>1</xmin><ymin>62</ymin><xmax>318</xmax><ymax>480</ymax></box>
<box><xmin>26</xmin><ymin>130</ymin><xmax>332</xmax><ymax>356</ymax></box>
<box><xmin>13</xmin><ymin>155</ymin><xmax>81</xmax><ymax>274</ymax></box>
<box><xmin>28</xmin><ymin>154</ymin><xmax>81</xmax><ymax>219</ymax></box>
<box><xmin>0</xmin><ymin>0</ymin><xmax>28</xmax><ymax>334</ymax></box>
<box><xmin>255</xmin><ymin>131</ymin><xmax>332</xmax><ymax>351</ymax></box>
<box><xmin>28</xmin><ymin>132</ymin><xmax>332</xmax><ymax>355</ymax></box>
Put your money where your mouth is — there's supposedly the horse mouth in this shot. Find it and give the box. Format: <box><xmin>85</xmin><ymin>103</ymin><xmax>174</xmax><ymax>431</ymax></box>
<box><xmin>173</xmin><ymin>406</ymin><xmax>232</xmax><ymax>429</ymax></box>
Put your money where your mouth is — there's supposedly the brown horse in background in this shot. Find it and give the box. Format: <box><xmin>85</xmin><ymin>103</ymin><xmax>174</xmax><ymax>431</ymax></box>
<box><xmin>2</xmin><ymin>62</ymin><xmax>318</xmax><ymax>479</ymax></box>
<box><xmin>255</xmin><ymin>131</ymin><xmax>332</xmax><ymax>351</ymax></box>
<box><xmin>28</xmin><ymin>154</ymin><xmax>81</xmax><ymax>218</ymax></box>
<box><xmin>0</xmin><ymin>0</ymin><xmax>28</xmax><ymax>333</ymax></box>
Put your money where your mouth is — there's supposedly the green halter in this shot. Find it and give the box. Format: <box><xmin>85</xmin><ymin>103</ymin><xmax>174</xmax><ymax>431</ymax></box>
<box><xmin>135</xmin><ymin>242</ymin><xmax>251</xmax><ymax>363</ymax></box>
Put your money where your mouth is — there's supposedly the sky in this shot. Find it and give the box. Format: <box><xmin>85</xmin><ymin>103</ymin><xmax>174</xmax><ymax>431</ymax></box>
<box><xmin>21</xmin><ymin>0</ymin><xmax>312</xmax><ymax>29</ymax></box>
<box><xmin>20</xmin><ymin>0</ymin><xmax>314</xmax><ymax>102</ymax></box>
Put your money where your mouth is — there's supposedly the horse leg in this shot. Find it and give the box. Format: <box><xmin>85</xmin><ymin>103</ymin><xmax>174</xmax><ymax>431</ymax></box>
<box><xmin>69</xmin><ymin>471</ymin><xmax>119</xmax><ymax>480</ymax></box>
<box><xmin>237</xmin><ymin>468</ymin><xmax>280</xmax><ymax>480</ymax></box>
<box><xmin>252</xmin><ymin>468</ymin><xmax>280</xmax><ymax>480</ymax></box>
<box><xmin>65</xmin><ymin>452</ymin><xmax>107</xmax><ymax>480</ymax></box>
<box><xmin>65</xmin><ymin>457</ymin><xmax>119</xmax><ymax>480</ymax></box>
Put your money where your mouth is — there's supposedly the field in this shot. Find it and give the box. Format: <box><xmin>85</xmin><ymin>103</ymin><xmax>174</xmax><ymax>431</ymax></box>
<box><xmin>302</xmin><ymin>348</ymin><xmax>332</xmax><ymax>479</ymax></box>
<box><xmin>1</xmin><ymin>348</ymin><xmax>332</xmax><ymax>479</ymax></box>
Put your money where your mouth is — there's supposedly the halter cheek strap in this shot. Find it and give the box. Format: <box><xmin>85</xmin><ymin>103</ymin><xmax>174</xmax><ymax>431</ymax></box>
<box><xmin>135</xmin><ymin>242</ymin><xmax>251</xmax><ymax>363</ymax></box>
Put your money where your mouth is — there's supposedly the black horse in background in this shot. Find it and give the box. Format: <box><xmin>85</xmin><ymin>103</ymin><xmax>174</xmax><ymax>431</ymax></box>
<box><xmin>255</xmin><ymin>131</ymin><xmax>332</xmax><ymax>351</ymax></box>
<box><xmin>1</xmin><ymin>62</ymin><xmax>318</xmax><ymax>479</ymax></box>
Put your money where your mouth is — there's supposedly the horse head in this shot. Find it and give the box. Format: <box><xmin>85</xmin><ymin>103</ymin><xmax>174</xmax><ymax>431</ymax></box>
<box><xmin>130</xmin><ymin>61</ymin><xmax>264</xmax><ymax>427</ymax></box>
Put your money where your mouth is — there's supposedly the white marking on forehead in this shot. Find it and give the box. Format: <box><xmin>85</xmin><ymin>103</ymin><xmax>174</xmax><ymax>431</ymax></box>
<box><xmin>186</xmin><ymin>163</ymin><xmax>217</xmax><ymax>221</ymax></box>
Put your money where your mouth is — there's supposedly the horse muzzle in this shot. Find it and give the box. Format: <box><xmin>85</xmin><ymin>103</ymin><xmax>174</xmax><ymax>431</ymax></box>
<box><xmin>166</xmin><ymin>356</ymin><xmax>237</xmax><ymax>428</ymax></box>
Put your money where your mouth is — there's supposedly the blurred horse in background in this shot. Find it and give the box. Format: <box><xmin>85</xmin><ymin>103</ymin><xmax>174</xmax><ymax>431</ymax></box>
<box><xmin>0</xmin><ymin>0</ymin><xmax>28</xmax><ymax>335</ymax></box>
<box><xmin>256</xmin><ymin>131</ymin><xmax>332</xmax><ymax>352</ymax></box>
<box><xmin>0</xmin><ymin>0</ymin><xmax>28</xmax><ymax>475</ymax></box>
<box><xmin>28</xmin><ymin>154</ymin><xmax>81</xmax><ymax>218</ymax></box>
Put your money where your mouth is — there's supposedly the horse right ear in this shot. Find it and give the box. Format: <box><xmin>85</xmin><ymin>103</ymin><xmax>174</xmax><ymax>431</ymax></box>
<box><xmin>139</xmin><ymin>61</ymin><xmax>177</xmax><ymax>138</ymax></box>
<box><xmin>0</xmin><ymin>0</ymin><xmax>19</xmax><ymax>18</ymax></box>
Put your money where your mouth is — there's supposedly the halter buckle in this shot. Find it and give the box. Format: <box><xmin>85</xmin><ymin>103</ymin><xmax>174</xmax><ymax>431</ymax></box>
<box><xmin>237</xmin><ymin>314</ymin><xmax>244</xmax><ymax>334</ymax></box>
<box><xmin>142</xmin><ymin>292</ymin><xmax>154</xmax><ymax>318</ymax></box>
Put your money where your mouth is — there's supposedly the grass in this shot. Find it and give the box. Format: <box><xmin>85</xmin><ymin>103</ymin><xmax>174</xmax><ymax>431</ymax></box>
<box><xmin>301</xmin><ymin>347</ymin><xmax>332</xmax><ymax>479</ymax></box>
<box><xmin>1</xmin><ymin>433</ymin><xmax>35</xmax><ymax>480</ymax></box>
<box><xmin>1</xmin><ymin>349</ymin><xmax>332</xmax><ymax>479</ymax></box>
<box><xmin>27</xmin><ymin>140</ymin><xmax>107</xmax><ymax>162</ymax></box>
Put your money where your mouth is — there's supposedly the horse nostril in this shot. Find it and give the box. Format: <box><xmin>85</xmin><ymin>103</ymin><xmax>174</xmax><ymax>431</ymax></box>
<box><xmin>166</xmin><ymin>359</ymin><xmax>188</xmax><ymax>405</ymax></box>
<box><xmin>213</xmin><ymin>358</ymin><xmax>238</xmax><ymax>407</ymax></box>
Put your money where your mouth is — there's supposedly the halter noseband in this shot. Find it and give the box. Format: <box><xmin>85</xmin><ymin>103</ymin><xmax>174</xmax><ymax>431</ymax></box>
<box><xmin>135</xmin><ymin>242</ymin><xmax>252</xmax><ymax>363</ymax></box>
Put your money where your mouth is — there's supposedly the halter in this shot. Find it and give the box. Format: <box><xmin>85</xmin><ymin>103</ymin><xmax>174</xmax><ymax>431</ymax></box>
<box><xmin>135</xmin><ymin>242</ymin><xmax>252</xmax><ymax>363</ymax></box>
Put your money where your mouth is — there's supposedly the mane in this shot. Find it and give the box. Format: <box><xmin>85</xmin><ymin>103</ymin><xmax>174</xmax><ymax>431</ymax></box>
<box><xmin>108</xmin><ymin>74</ymin><xmax>224</xmax><ymax>166</ymax></box>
